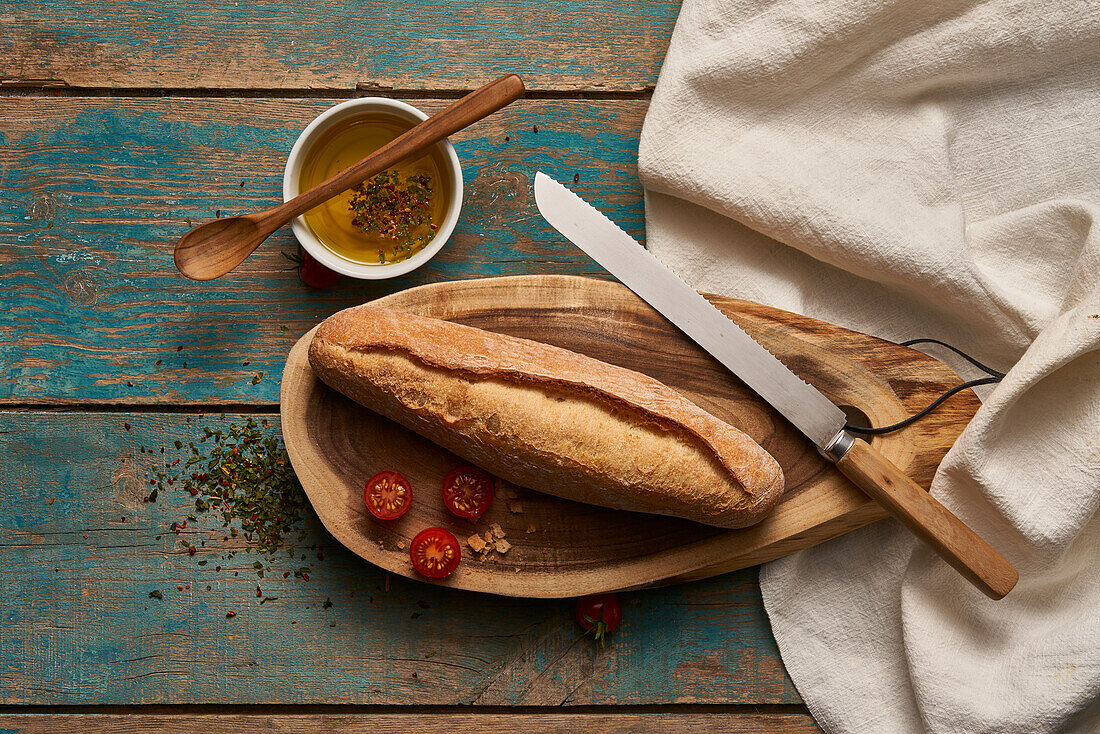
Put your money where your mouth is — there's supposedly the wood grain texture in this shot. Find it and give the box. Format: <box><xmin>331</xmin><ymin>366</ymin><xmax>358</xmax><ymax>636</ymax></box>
<box><xmin>282</xmin><ymin>275</ymin><xmax>980</xmax><ymax>596</ymax></box>
<box><xmin>0</xmin><ymin>97</ymin><xmax>644</xmax><ymax>405</ymax></box>
<box><xmin>0</xmin><ymin>0</ymin><xmax>677</xmax><ymax>91</ymax></box>
<box><xmin>0</xmin><ymin>0</ymin><xmax>820</xmax><ymax>721</ymax></box>
<box><xmin>0</xmin><ymin>712</ymin><xmax>822</xmax><ymax>733</ymax></box>
<box><xmin>0</xmin><ymin>410</ymin><xmax>798</xmax><ymax>705</ymax></box>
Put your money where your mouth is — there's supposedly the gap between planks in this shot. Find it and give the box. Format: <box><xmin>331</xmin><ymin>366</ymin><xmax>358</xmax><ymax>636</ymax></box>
<box><xmin>0</xmin><ymin>404</ymin><xmax>280</xmax><ymax>414</ymax></box>
<box><xmin>0</xmin><ymin>703</ymin><xmax>813</xmax><ymax>714</ymax></box>
<box><xmin>0</xmin><ymin>706</ymin><xmax>822</xmax><ymax>734</ymax></box>
<box><xmin>0</xmin><ymin>87</ymin><xmax>654</xmax><ymax>100</ymax></box>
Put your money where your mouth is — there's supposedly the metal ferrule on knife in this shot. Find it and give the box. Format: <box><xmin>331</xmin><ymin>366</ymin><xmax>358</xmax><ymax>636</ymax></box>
<box><xmin>821</xmin><ymin>430</ymin><xmax>857</xmax><ymax>463</ymax></box>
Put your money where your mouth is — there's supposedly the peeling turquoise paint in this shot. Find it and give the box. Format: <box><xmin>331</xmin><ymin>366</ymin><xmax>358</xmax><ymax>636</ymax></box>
<box><xmin>0</xmin><ymin>412</ymin><xmax>797</xmax><ymax>705</ymax></box>
<box><xmin>6</xmin><ymin>1</ymin><xmax>679</xmax><ymax>89</ymax></box>
<box><xmin>0</xmin><ymin>99</ymin><xmax>645</xmax><ymax>404</ymax></box>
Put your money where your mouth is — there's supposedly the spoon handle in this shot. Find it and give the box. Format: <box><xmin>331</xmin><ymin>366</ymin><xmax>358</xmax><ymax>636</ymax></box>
<box><xmin>268</xmin><ymin>74</ymin><xmax>526</xmax><ymax>225</ymax></box>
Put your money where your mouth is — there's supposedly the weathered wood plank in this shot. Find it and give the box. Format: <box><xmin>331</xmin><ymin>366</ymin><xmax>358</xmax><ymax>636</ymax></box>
<box><xmin>0</xmin><ymin>411</ymin><xmax>800</xmax><ymax>705</ymax></box>
<box><xmin>0</xmin><ymin>712</ymin><xmax>822</xmax><ymax>733</ymax></box>
<box><xmin>0</xmin><ymin>97</ymin><xmax>645</xmax><ymax>405</ymax></box>
<box><xmin>0</xmin><ymin>1</ymin><xmax>677</xmax><ymax>91</ymax></box>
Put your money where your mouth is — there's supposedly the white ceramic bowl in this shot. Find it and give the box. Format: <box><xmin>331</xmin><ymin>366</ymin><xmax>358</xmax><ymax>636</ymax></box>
<box><xmin>283</xmin><ymin>98</ymin><xmax>463</xmax><ymax>279</ymax></box>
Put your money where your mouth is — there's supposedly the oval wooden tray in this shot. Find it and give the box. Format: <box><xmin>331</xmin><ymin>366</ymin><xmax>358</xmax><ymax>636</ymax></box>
<box><xmin>280</xmin><ymin>274</ymin><xmax>979</xmax><ymax>597</ymax></box>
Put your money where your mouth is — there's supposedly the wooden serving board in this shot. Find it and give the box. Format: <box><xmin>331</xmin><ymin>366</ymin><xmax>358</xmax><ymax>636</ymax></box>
<box><xmin>280</xmin><ymin>274</ymin><xmax>980</xmax><ymax>597</ymax></box>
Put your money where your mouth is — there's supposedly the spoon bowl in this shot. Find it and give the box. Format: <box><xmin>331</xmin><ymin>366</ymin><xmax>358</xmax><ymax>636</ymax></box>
<box><xmin>173</xmin><ymin>74</ymin><xmax>525</xmax><ymax>281</ymax></box>
<box><xmin>174</xmin><ymin>215</ymin><xmax>268</xmax><ymax>281</ymax></box>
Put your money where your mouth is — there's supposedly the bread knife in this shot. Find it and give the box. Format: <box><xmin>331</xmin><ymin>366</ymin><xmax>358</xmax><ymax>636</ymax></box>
<box><xmin>533</xmin><ymin>171</ymin><xmax>1017</xmax><ymax>599</ymax></box>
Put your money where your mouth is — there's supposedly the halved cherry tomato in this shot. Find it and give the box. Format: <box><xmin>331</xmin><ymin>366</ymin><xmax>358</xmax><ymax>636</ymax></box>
<box><xmin>575</xmin><ymin>593</ymin><xmax>622</xmax><ymax>647</ymax></box>
<box><xmin>364</xmin><ymin>470</ymin><xmax>412</xmax><ymax>520</ymax></box>
<box><xmin>442</xmin><ymin>466</ymin><xmax>495</xmax><ymax>521</ymax></box>
<box><xmin>409</xmin><ymin>527</ymin><xmax>461</xmax><ymax>578</ymax></box>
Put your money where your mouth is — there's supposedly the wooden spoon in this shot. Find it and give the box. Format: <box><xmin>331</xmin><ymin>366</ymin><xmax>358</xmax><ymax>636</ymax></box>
<box><xmin>174</xmin><ymin>74</ymin><xmax>526</xmax><ymax>281</ymax></box>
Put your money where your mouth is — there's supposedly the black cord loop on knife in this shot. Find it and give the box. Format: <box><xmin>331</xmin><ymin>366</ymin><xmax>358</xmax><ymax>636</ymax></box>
<box><xmin>897</xmin><ymin>338</ymin><xmax>1006</xmax><ymax>379</ymax></box>
<box><xmin>843</xmin><ymin>339</ymin><xmax>1005</xmax><ymax>436</ymax></box>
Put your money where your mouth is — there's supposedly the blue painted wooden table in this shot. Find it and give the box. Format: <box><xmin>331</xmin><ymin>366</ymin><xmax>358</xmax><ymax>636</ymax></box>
<box><xmin>0</xmin><ymin>2</ymin><xmax>821</xmax><ymax>731</ymax></box>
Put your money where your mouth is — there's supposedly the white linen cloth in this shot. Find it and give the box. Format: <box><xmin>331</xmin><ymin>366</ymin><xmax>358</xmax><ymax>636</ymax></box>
<box><xmin>637</xmin><ymin>1</ymin><xmax>1100</xmax><ymax>731</ymax></box>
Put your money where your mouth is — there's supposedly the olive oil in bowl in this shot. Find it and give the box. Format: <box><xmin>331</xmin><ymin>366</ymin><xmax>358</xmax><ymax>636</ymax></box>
<box><xmin>297</xmin><ymin>113</ymin><xmax>454</xmax><ymax>266</ymax></box>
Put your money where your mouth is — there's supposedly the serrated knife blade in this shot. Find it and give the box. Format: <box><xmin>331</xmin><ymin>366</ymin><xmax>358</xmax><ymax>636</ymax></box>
<box><xmin>533</xmin><ymin>171</ymin><xmax>847</xmax><ymax>451</ymax></box>
<box><xmin>533</xmin><ymin>171</ymin><xmax>1018</xmax><ymax>600</ymax></box>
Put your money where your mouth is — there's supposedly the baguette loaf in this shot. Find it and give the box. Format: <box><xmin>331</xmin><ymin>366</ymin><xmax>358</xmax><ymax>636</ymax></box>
<box><xmin>308</xmin><ymin>305</ymin><xmax>784</xmax><ymax>529</ymax></box>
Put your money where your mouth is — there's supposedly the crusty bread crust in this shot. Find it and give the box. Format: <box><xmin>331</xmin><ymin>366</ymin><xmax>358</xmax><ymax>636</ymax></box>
<box><xmin>308</xmin><ymin>305</ymin><xmax>784</xmax><ymax>528</ymax></box>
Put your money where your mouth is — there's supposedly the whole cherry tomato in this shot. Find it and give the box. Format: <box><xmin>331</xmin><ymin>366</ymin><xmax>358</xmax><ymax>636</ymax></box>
<box><xmin>298</xmin><ymin>251</ymin><xmax>340</xmax><ymax>288</ymax></box>
<box><xmin>575</xmin><ymin>593</ymin><xmax>622</xmax><ymax>647</ymax></box>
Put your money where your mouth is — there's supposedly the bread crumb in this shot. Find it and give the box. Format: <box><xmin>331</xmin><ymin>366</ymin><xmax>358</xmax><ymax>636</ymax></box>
<box><xmin>494</xmin><ymin>539</ymin><xmax>512</xmax><ymax>554</ymax></box>
<box><xmin>489</xmin><ymin>523</ymin><xmax>505</xmax><ymax>539</ymax></box>
<box><xmin>526</xmin><ymin>523</ymin><xmax>537</xmax><ymax>534</ymax></box>
<box><xmin>495</xmin><ymin>477</ymin><xmax>520</xmax><ymax>499</ymax></box>
<box><xmin>505</xmin><ymin>499</ymin><xmax>523</xmax><ymax>514</ymax></box>
<box><xmin>397</xmin><ymin>541</ymin><xmax>406</xmax><ymax>550</ymax></box>
<box><xmin>484</xmin><ymin>530</ymin><xmax>493</xmax><ymax>543</ymax></box>
<box><xmin>467</xmin><ymin>534</ymin><xmax>487</xmax><ymax>553</ymax></box>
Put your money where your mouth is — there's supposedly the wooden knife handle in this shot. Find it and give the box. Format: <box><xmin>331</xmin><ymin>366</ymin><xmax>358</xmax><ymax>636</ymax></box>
<box><xmin>836</xmin><ymin>437</ymin><xmax>1018</xmax><ymax>599</ymax></box>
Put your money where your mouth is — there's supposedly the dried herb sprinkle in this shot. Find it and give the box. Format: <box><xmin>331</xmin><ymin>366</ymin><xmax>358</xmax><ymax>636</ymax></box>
<box><xmin>347</xmin><ymin>169</ymin><xmax>437</xmax><ymax>263</ymax></box>
<box><xmin>141</xmin><ymin>416</ymin><xmax>326</xmax><ymax>613</ymax></box>
<box><xmin>171</xmin><ymin>418</ymin><xmax>310</xmax><ymax>556</ymax></box>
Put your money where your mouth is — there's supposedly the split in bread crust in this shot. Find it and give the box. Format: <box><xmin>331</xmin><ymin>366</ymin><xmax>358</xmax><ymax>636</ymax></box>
<box><xmin>309</xmin><ymin>305</ymin><xmax>785</xmax><ymax>529</ymax></box>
